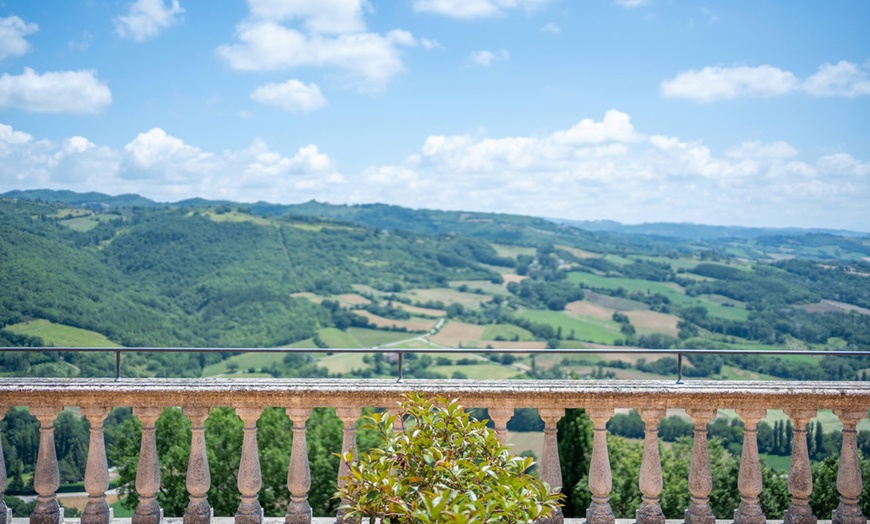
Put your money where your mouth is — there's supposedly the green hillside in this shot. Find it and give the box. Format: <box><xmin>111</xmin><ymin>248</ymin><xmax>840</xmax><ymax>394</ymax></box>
<box><xmin>1</xmin><ymin>192</ymin><xmax>868</xmax><ymax>382</ymax></box>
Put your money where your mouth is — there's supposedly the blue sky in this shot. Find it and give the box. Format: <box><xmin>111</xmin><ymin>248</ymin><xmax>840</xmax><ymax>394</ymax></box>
<box><xmin>0</xmin><ymin>0</ymin><xmax>868</xmax><ymax>230</ymax></box>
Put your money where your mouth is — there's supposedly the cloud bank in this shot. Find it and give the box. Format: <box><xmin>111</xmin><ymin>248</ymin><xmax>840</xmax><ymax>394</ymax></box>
<box><xmin>662</xmin><ymin>60</ymin><xmax>870</xmax><ymax>101</ymax></box>
<box><xmin>1</xmin><ymin>110</ymin><xmax>867</xmax><ymax>230</ymax></box>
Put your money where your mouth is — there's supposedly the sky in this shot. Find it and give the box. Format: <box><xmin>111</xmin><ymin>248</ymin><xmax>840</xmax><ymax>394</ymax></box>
<box><xmin>0</xmin><ymin>0</ymin><xmax>869</xmax><ymax>231</ymax></box>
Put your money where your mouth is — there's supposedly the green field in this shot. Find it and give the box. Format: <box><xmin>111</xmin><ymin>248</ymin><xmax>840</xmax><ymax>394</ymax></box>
<box><xmin>568</xmin><ymin>272</ymin><xmax>749</xmax><ymax>321</ymax></box>
<box><xmin>491</xmin><ymin>243</ymin><xmax>536</xmax><ymax>259</ymax></box>
<box><xmin>761</xmin><ymin>453</ymin><xmax>791</xmax><ymax>472</ymax></box>
<box><xmin>5</xmin><ymin>319</ymin><xmax>120</xmax><ymax>347</ymax></box>
<box><xmin>517</xmin><ymin>308</ymin><xmax>621</xmax><ymax>344</ymax></box>
<box><xmin>316</xmin><ymin>352</ymin><xmax>371</xmax><ymax>375</ymax></box>
<box><xmin>481</xmin><ymin>324</ymin><xmax>536</xmax><ymax>341</ymax></box>
<box><xmin>430</xmin><ymin>363</ymin><xmax>523</xmax><ymax>380</ymax></box>
<box><xmin>450</xmin><ymin>280</ymin><xmax>511</xmax><ymax>296</ymax></box>
<box><xmin>347</xmin><ymin>327</ymin><xmax>414</xmax><ymax>347</ymax></box>
<box><xmin>202</xmin><ymin>351</ymin><xmax>287</xmax><ymax>376</ymax></box>
<box><xmin>318</xmin><ymin>327</ymin><xmax>364</xmax><ymax>348</ymax></box>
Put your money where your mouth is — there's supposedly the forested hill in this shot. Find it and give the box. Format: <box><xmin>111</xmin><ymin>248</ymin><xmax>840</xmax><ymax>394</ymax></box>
<box><xmin>1</xmin><ymin>191</ymin><xmax>869</xmax><ymax>381</ymax></box>
<box><xmin>0</xmin><ymin>198</ymin><xmax>503</xmax><ymax>350</ymax></box>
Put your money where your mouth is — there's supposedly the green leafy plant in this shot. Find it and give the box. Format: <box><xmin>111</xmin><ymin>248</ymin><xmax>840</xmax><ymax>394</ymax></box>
<box><xmin>335</xmin><ymin>393</ymin><xmax>562</xmax><ymax>523</ymax></box>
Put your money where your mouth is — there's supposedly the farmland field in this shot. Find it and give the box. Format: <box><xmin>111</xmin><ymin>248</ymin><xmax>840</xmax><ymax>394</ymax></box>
<box><xmin>491</xmin><ymin>243</ymin><xmax>536</xmax><ymax>259</ymax></box>
<box><xmin>5</xmin><ymin>319</ymin><xmax>120</xmax><ymax>347</ymax></box>
<box><xmin>430</xmin><ymin>321</ymin><xmax>485</xmax><ymax>347</ymax></box>
<box><xmin>347</xmin><ymin>327</ymin><xmax>414</xmax><ymax>347</ymax></box>
<box><xmin>430</xmin><ymin>363</ymin><xmax>522</xmax><ymax>380</ymax></box>
<box><xmin>406</xmin><ymin>287</ymin><xmax>493</xmax><ymax>309</ymax></box>
<box><xmin>355</xmin><ymin>311</ymin><xmax>438</xmax><ymax>332</ymax></box>
<box><xmin>517</xmin><ymin>309</ymin><xmax>622</xmax><ymax>345</ymax></box>
<box><xmin>318</xmin><ymin>327</ymin><xmax>364</xmax><ymax>348</ymax></box>
<box><xmin>481</xmin><ymin>323</ymin><xmax>536</xmax><ymax>341</ymax></box>
<box><xmin>565</xmin><ymin>300</ymin><xmax>613</xmax><ymax>319</ymax></box>
<box><xmin>569</xmin><ymin>272</ymin><xmax>749</xmax><ymax>321</ymax></box>
<box><xmin>624</xmin><ymin>310</ymin><xmax>680</xmax><ymax>336</ymax></box>
<box><xmin>449</xmin><ymin>280</ymin><xmax>512</xmax><ymax>296</ymax></box>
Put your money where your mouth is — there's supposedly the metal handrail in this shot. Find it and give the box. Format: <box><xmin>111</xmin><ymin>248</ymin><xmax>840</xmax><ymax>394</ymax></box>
<box><xmin>1</xmin><ymin>346</ymin><xmax>868</xmax><ymax>383</ymax></box>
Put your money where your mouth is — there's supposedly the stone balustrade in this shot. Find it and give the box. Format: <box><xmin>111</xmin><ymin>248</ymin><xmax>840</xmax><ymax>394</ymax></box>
<box><xmin>0</xmin><ymin>378</ymin><xmax>868</xmax><ymax>524</ymax></box>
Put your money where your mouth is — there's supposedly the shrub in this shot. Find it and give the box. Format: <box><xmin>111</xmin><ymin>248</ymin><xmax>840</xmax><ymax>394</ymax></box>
<box><xmin>335</xmin><ymin>393</ymin><xmax>561</xmax><ymax>523</ymax></box>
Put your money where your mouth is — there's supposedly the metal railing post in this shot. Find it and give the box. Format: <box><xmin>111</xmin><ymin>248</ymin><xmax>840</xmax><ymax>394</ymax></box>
<box><xmin>397</xmin><ymin>352</ymin><xmax>404</xmax><ymax>383</ymax></box>
<box><xmin>676</xmin><ymin>352</ymin><xmax>683</xmax><ymax>384</ymax></box>
<box><xmin>115</xmin><ymin>350</ymin><xmax>121</xmax><ymax>381</ymax></box>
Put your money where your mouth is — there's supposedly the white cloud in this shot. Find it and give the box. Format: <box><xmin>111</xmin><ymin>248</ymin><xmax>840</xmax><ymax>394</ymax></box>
<box><xmin>413</xmin><ymin>0</ymin><xmax>553</xmax><ymax>20</ymax></box>
<box><xmin>662</xmin><ymin>60</ymin><xmax>870</xmax><ymax>102</ymax></box>
<box><xmin>541</xmin><ymin>23</ymin><xmax>560</xmax><ymax>34</ymax></box>
<box><xmin>661</xmin><ymin>65</ymin><xmax>798</xmax><ymax>102</ymax></box>
<box><xmin>803</xmin><ymin>61</ymin><xmax>870</xmax><ymax>98</ymax></box>
<box><xmin>0</xmin><ymin>16</ymin><xmax>38</xmax><ymax>60</ymax></box>
<box><xmin>251</xmin><ymin>80</ymin><xmax>327</xmax><ymax>112</ymax></box>
<box><xmin>246</xmin><ymin>0</ymin><xmax>366</xmax><ymax>34</ymax></box>
<box><xmin>0</xmin><ymin>68</ymin><xmax>111</xmax><ymax>114</ymax></box>
<box><xmin>1</xmin><ymin>114</ymin><xmax>868</xmax><ymax>230</ymax></box>
<box><xmin>615</xmin><ymin>0</ymin><xmax>651</xmax><ymax>7</ymax></box>
<box><xmin>471</xmin><ymin>49</ymin><xmax>509</xmax><ymax>67</ymax></box>
<box><xmin>218</xmin><ymin>22</ymin><xmax>410</xmax><ymax>90</ymax></box>
<box><xmin>116</xmin><ymin>0</ymin><xmax>184</xmax><ymax>41</ymax></box>
<box><xmin>123</xmin><ymin>128</ymin><xmax>218</xmax><ymax>181</ymax></box>
<box><xmin>725</xmin><ymin>140</ymin><xmax>799</xmax><ymax>160</ymax></box>
<box><xmin>218</xmin><ymin>1</ymin><xmax>431</xmax><ymax>92</ymax></box>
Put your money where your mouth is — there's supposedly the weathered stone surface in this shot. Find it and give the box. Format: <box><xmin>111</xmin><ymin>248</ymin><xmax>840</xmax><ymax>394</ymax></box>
<box><xmin>1</xmin><ymin>378</ymin><xmax>868</xmax><ymax>412</ymax></box>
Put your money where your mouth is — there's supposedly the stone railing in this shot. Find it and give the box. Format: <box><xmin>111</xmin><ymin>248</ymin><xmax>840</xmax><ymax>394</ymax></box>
<box><xmin>0</xmin><ymin>378</ymin><xmax>868</xmax><ymax>524</ymax></box>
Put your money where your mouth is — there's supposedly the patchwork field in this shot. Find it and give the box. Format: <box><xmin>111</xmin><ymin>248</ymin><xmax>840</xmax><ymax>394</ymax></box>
<box><xmin>491</xmin><ymin>243</ymin><xmax>536</xmax><ymax>259</ymax></box>
<box><xmin>517</xmin><ymin>308</ymin><xmax>622</xmax><ymax>345</ymax></box>
<box><xmin>406</xmin><ymin>288</ymin><xmax>493</xmax><ymax>309</ymax></box>
<box><xmin>393</xmin><ymin>303</ymin><xmax>447</xmax><ymax>317</ymax></box>
<box><xmin>449</xmin><ymin>280</ymin><xmax>512</xmax><ymax>296</ymax></box>
<box><xmin>568</xmin><ymin>272</ymin><xmax>749</xmax><ymax>321</ymax></box>
<box><xmin>481</xmin><ymin>323</ymin><xmax>536</xmax><ymax>341</ymax></box>
<box><xmin>565</xmin><ymin>300</ymin><xmax>613</xmax><ymax>319</ymax></box>
<box><xmin>624</xmin><ymin>310</ymin><xmax>680</xmax><ymax>336</ymax></box>
<box><xmin>797</xmin><ymin>299</ymin><xmax>870</xmax><ymax>316</ymax></box>
<box><xmin>5</xmin><ymin>319</ymin><xmax>120</xmax><ymax>347</ymax></box>
<box><xmin>355</xmin><ymin>311</ymin><xmax>438</xmax><ymax>332</ymax></box>
<box><xmin>430</xmin><ymin>321</ymin><xmax>485</xmax><ymax>347</ymax></box>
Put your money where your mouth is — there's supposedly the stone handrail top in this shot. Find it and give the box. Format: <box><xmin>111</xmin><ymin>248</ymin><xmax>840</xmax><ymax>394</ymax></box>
<box><xmin>1</xmin><ymin>378</ymin><xmax>869</xmax><ymax>411</ymax></box>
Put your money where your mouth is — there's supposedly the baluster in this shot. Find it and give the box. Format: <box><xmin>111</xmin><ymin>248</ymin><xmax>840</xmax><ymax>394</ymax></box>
<box><xmin>832</xmin><ymin>410</ymin><xmax>867</xmax><ymax>524</ymax></box>
<box><xmin>684</xmin><ymin>408</ymin><xmax>717</xmax><ymax>524</ymax></box>
<box><xmin>489</xmin><ymin>407</ymin><xmax>514</xmax><ymax>445</ymax></box>
<box><xmin>336</xmin><ymin>407</ymin><xmax>361</xmax><ymax>524</ymax></box>
<box><xmin>30</xmin><ymin>406</ymin><xmax>62</xmax><ymax>524</ymax></box>
<box><xmin>81</xmin><ymin>406</ymin><xmax>112</xmax><ymax>524</ymax></box>
<box><xmin>0</xmin><ymin>407</ymin><xmax>10</xmax><ymax>524</ymax></box>
<box><xmin>538</xmin><ymin>408</ymin><xmax>565</xmax><ymax>524</ymax></box>
<box><xmin>285</xmin><ymin>408</ymin><xmax>312</xmax><ymax>524</ymax></box>
<box><xmin>734</xmin><ymin>408</ymin><xmax>766</xmax><ymax>524</ymax></box>
<box><xmin>133</xmin><ymin>406</ymin><xmax>163</xmax><ymax>524</ymax></box>
<box><xmin>235</xmin><ymin>407</ymin><xmax>264</xmax><ymax>524</ymax></box>
<box><xmin>587</xmin><ymin>407</ymin><xmax>615</xmax><ymax>524</ymax></box>
<box><xmin>184</xmin><ymin>407</ymin><xmax>212</xmax><ymax>524</ymax></box>
<box><xmin>784</xmin><ymin>409</ymin><xmax>817</xmax><ymax>524</ymax></box>
<box><xmin>636</xmin><ymin>408</ymin><xmax>666</xmax><ymax>524</ymax></box>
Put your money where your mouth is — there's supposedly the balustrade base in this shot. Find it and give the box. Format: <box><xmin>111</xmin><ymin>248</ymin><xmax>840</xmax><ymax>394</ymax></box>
<box><xmin>832</xmin><ymin>505</ymin><xmax>867</xmax><ymax>524</ymax></box>
<box><xmin>81</xmin><ymin>507</ymin><xmax>113</xmax><ymax>524</ymax></box>
<box><xmin>636</xmin><ymin>507</ymin><xmax>666</xmax><ymax>524</ymax></box>
<box><xmin>685</xmin><ymin>506</ymin><xmax>716</xmax><ymax>524</ymax></box>
<box><xmin>183</xmin><ymin>508</ymin><xmax>212</xmax><ymax>524</ymax></box>
<box><xmin>234</xmin><ymin>508</ymin><xmax>263</xmax><ymax>524</ymax></box>
<box><xmin>131</xmin><ymin>508</ymin><xmax>163</xmax><ymax>524</ymax></box>
<box><xmin>734</xmin><ymin>506</ymin><xmax>766</xmax><ymax>524</ymax></box>
<box><xmin>784</xmin><ymin>505</ymin><xmax>817</xmax><ymax>524</ymax></box>
<box><xmin>1</xmin><ymin>506</ymin><xmax>10</xmax><ymax>524</ymax></box>
<box><xmin>29</xmin><ymin>507</ymin><xmax>63</xmax><ymax>524</ymax></box>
